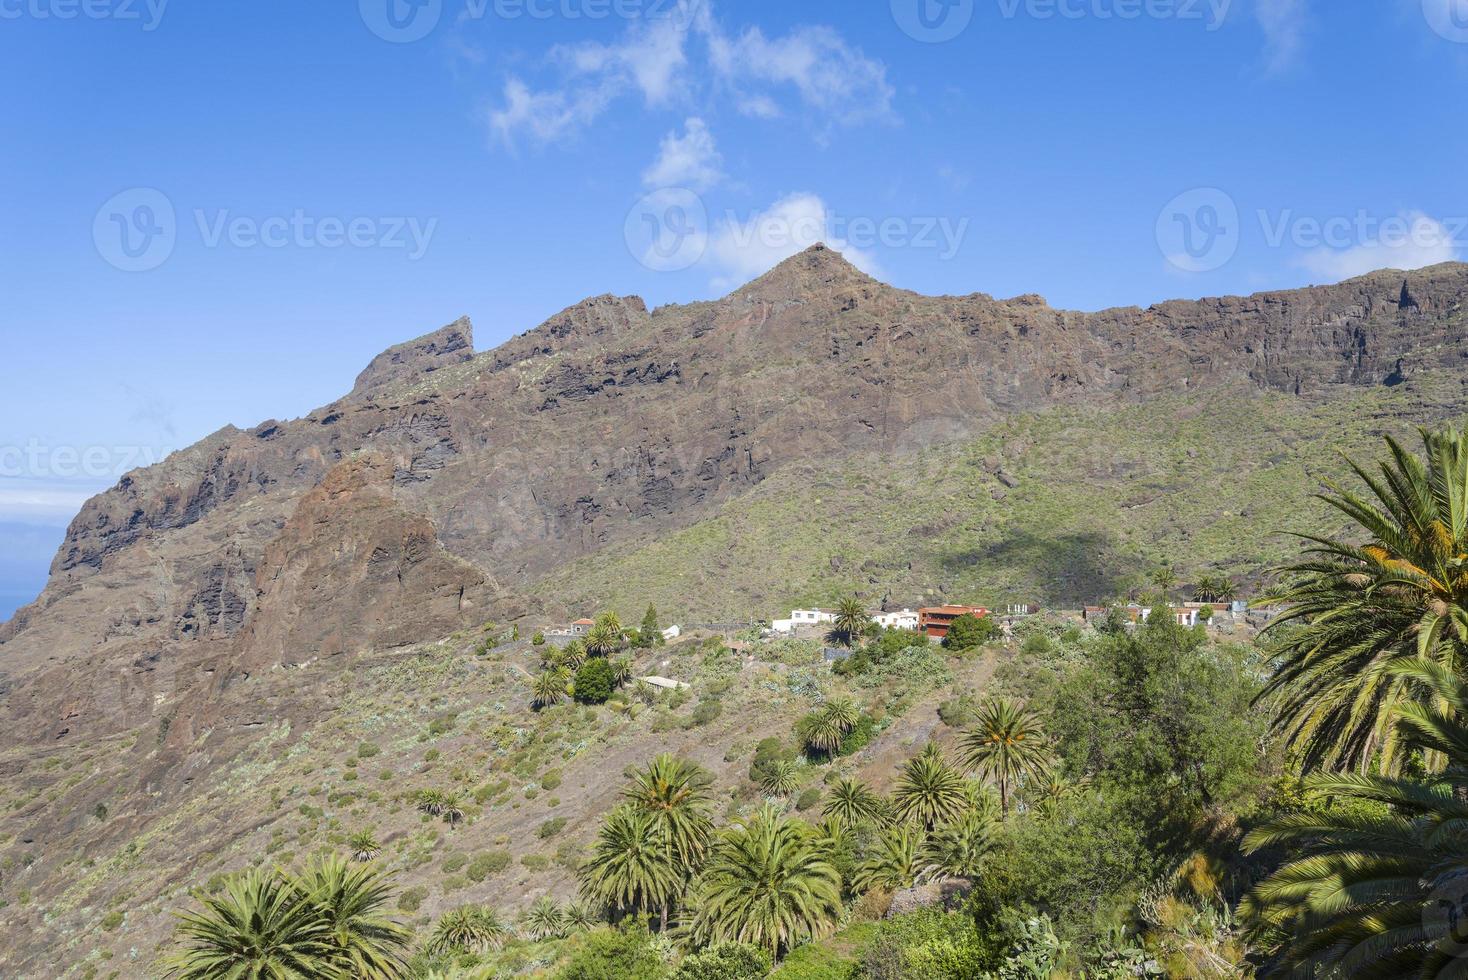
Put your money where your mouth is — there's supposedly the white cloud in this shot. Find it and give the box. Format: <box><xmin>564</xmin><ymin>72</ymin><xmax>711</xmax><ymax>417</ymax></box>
<box><xmin>706</xmin><ymin>24</ymin><xmax>895</xmax><ymax>126</ymax></box>
<box><xmin>1298</xmin><ymin>212</ymin><xmax>1462</xmax><ymax>281</ymax></box>
<box><xmin>1255</xmin><ymin>0</ymin><xmax>1308</xmax><ymax>74</ymax></box>
<box><xmin>704</xmin><ymin>192</ymin><xmax>880</xmax><ymax>288</ymax></box>
<box><xmin>0</xmin><ymin>480</ymin><xmax>96</xmax><ymax>523</ymax></box>
<box><xmin>643</xmin><ymin>117</ymin><xmax>724</xmax><ymax>191</ymax></box>
<box><xmin>485</xmin><ymin>2</ymin><xmax>895</xmax><ymax>146</ymax></box>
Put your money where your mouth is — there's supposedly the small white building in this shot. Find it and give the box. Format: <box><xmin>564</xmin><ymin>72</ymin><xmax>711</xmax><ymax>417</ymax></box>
<box><xmin>772</xmin><ymin>609</ymin><xmax>836</xmax><ymax>633</ymax></box>
<box><xmin>872</xmin><ymin>609</ymin><xmax>919</xmax><ymax>630</ymax></box>
<box><xmin>662</xmin><ymin>624</ymin><xmax>682</xmax><ymax>641</ymax></box>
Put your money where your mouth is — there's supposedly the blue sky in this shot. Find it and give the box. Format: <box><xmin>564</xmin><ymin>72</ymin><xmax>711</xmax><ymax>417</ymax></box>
<box><xmin>2</xmin><ymin>0</ymin><xmax>1466</xmax><ymax>618</ymax></box>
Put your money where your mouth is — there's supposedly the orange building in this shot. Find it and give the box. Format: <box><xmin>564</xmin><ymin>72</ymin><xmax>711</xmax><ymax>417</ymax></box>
<box><xmin>918</xmin><ymin>605</ymin><xmax>991</xmax><ymax>639</ymax></box>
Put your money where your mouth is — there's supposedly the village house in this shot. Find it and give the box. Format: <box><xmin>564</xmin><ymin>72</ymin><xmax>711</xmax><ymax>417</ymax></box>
<box><xmin>1083</xmin><ymin>605</ymin><xmax>1201</xmax><ymax>627</ymax></box>
<box><xmin>872</xmin><ymin>608</ymin><xmax>920</xmax><ymax>630</ymax></box>
<box><xmin>918</xmin><ymin>605</ymin><xmax>992</xmax><ymax>639</ymax></box>
<box><xmin>771</xmin><ymin>608</ymin><xmax>836</xmax><ymax>633</ymax></box>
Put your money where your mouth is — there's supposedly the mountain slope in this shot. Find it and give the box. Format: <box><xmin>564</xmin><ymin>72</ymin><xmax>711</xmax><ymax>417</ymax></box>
<box><xmin>3</xmin><ymin>246</ymin><xmax>1468</xmax><ymax>974</ymax></box>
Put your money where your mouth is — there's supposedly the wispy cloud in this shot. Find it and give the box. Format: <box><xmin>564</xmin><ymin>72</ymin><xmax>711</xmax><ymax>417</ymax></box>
<box><xmin>704</xmin><ymin>192</ymin><xmax>881</xmax><ymax>288</ymax></box>
<box><xmin>485</xmin><ymin>1</ymin><xmax>894</xmax><ymax>147</ymax></box>
<box><xmin>1298</xmin><ymin>211</ymin><xmax>1462</xmax><ymax>281</ymax></box>
<box><xmin>1255</xmin><ymin>0</ymin><xmax>1309</xmax><ymax>74</ymax></box>
<box><xmin>643</xmin><ymin>117</ymin><xmax>725</xmax><ymax>191</ymax></box>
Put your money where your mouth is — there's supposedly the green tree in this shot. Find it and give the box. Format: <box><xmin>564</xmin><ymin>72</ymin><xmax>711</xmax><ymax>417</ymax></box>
<box><xmin>524</xmin><ymin>896</ymin><xmax>566</xmax><ymax>940</ymax></box>
<box><xmin>532</xmin><ymin>667</ymin><xmax>571</xmax><ymax>710</ymax></box>
<box><xmin>1243</xmin><ymin>656</ymin><xmax>1468</xmax><ymax>977</ymax></box>
<box><xmin>574</xmin><ymin>658</ymin><xmax>615</xmax><ymax>704</ymax></box>
<box><xmin>687</xmin><ymin>807</ymin><xmax>842</xmax><ymax>960</ymax></box>
<box><xmin>828</xmin><ymin>597</ymin><xmax>870</xmax><ymax>649</ymax></box>
<box><xmin>426</xmin><ymin>905</ymin><xmax>510</xmax><ymax>956</ymax></box>
<box><xmin>1258</xmin><ymin>426</ymin><xmax>1468</xmax><ymax>774</ymax></box>
<box><xmin>578</xmin><ymin>806</ymin><xmax>679</xmax><ymax>919</ymax></box>
<box><xmin>348</xmin><ymin>830</ymin><xmax>381</xmax><ymax>863</ymax></box>
<box><xmin>822</xmin><ymin>776</ymin><xmax>887</xmax><ymax>827</ymax></box>
<box><xmin>942</xmin><ymin>613</ymin><xmax>998</xmax><ymax>652</ymax></box>
<box><xmin>609</xmin><ymin>655</ymin><xmax>634</xmax><ymax>688</ymax></box>
<box><xmin>758</xmin><ymin>758</ymin><xmax>801</xmax><ymax>797</ymax></box>
<box><xmin>852</xmin><ymin>824</ymin><xmax>923</xmax><ymax>893</ymax></box>
<box><xmin>917</xmin><ymin>811</ymin><xmax>993</xmax><ymax>882</ymax></box>
<box><xmin>795</xmin><ymin>698</ymin><xmax>859</xmax><ymax>757</ymax></box>
<box><xmin>554</xmin><ymin>924</ymin><xmax>667</xmax><ymax>980</ymax></box>
<box><xmin>291</xmin><ymin>857</ymin><xmax>410</xmax><ymax>979</ymax></box>
<box><xmin>622</xmin><ymin>754</ymin><xmax>714</xmax><ymax>928</ymax></box>
<box><xmin>671</xmin><ymin>942</ymin><xmax>770</xmax><ymax>980</ymax></box>
<box><xmin>165</xmin><ymin>871</ymin><xmax>340</xmax><ymax>979</ymax></box>
<box><xmin>892</xmin><ymin>745</ymin><xmax>969</xmax><ymax>831</ymax></box>
<box><xmin>639</xmin><ymin>604</ymin><xmax>663</xmax><ymax>648</ymax></box>
<box><xmin>959</xmin><ymin>696</ymin><xmax>1050</xmax><ymax>819</ymax></box>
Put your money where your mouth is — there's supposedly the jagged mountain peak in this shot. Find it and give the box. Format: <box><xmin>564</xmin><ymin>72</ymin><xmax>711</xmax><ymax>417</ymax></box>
<box><xmin>733</xmin><ymin>242</ymin><xmax>878</xmax><ymax>300</ymax></box>
<box><xmin>351</xmin><ymin>316</ymin><xmax>475</xmax><ymax>399</ymax></box>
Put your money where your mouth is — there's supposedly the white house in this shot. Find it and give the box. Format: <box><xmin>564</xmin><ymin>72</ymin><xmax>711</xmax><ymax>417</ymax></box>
<box><xmin>872</xmin><ymin>609</ymin><xmax>919</xmax><ymax>630</ymax></box>
<box><xmin>771</xmin><ymin>609</ymin><xmax>835</xmax><ymax>633</ymax></box>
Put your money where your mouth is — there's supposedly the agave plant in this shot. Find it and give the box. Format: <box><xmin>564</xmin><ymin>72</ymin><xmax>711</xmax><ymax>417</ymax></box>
<box><xmin>347</xmin><ymin>829</ymin><xmax>381</xmax><ymax>863</ymax></box>
<box><xmin>1242</xmin><ymin>657</ymin><xmax>1468</xmax><ymax>976</ymax></box>
<box><xmin>523</xmin><ymin>896</ymin><xmax>566</xmax><ymax>941</ymax></box>
<box><xmin>426</xmin><ymin>905</ymin><xmax>510</xmax><ymax>957</ymax></box>
<box><xmin>1257</xmin><ymin>426</ymin><xmax>1468</xmax><ymax>774</ymax></box>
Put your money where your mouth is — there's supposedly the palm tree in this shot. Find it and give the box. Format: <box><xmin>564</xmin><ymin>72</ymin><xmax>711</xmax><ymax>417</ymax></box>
<box><xmin>559</xmin><ymin>640</ymin><xmax>588</xmax><ymax>671</ymax></box>
<box><xmin>426</xmin><ymin>905</ymin><xmax>510</xmax><ymax>957</ymax></box>
<box><xmin>416</xmin><ymin>789</ymin><xmax>446</xmax><ymax>817</ymax></box>
<box><xmin>440</xmin><ymin>793</ymin><xmax>464</xmax><ymax>829</ymax></box>
<box><xmin>1257</xmin><ymin>426</ymin><xmax>1468</xmax><ymax>774</ymax></box>
<box><xmin>960</xmin><ymin>696</ymin><xmax>1050</xmax><ymax>819</ymax></box>
<box><xmin>586</xmin><ymin>612</ymin><xmax>626</xmax><ymax>657</ymax></box>
<box><xmin>563</xmin><ymin>899</ymin><xmax>599</xmax><ymax>931</ymax></box>
<box><xmin>892</xmin><ymin>745</ymin><xmax>969</xmax><ymax>830</ymax></box>
<box><xmin>1192</xmin><ymin>575</ymin><xmax>1221</xmax><ymax>603</ymax></box>
<box><xmin>523</xmin><ymin>896</ymin><xmax>565</xmax><ymax>941</ymax></box>
<box><xmin>827</xmin><ymin>597</ymin><xmax>870</xmax><ymax>648</ymax></box>
<box><xmin>1242</xmin><ymin>656</ymin><xmax>1468</xmax><ymax>976</ymax></box>
<box><xmin>291</xmin><ymin>857</ymin><xmax>410</xmax><ymax>979</ymax></box>
<box><xmin>687</xmin><ymin>806</ymin><xmax>842</xmax><ymax>960</ymax></box>
<box><xmin>578</xmin><ymin>805</ymin><xmax>680</xmax><ymax>919</ymax></box>
<box><xmin>165</xmin><ymin>871</ymin><xmax>340</xmax><ymax>979</ymax></box>
<box><xmin>822</xmin><ymin>776</ymin><xmax>887</xmax><ymax>827</ymax></box>
<box><xmin>759</xmin><ymin>758</ymin><xmax>802</xmax><ymax>797</ymax></box>
<box><xmin>609</xmin><ymin>655</ymin><xmax>634</xmax><ymax>688</ymax></box>
<box><xmin>348</xmin><ymin>830</ymin><xmax>381</xmax><ymax>863</ymax></box>
<box><xmin>796</xmin><ymin>707</ymin><xmax>850</xmax><ymax>757</ymax></box>
<box><xmin>918</xmin><ymin>812</ymin><xmax>993</xmax><ymax>883</ymax></box>
<box><xmin>1152</xmin><ymin>565</ymin><xmax>1178</xmax><ymax>595</ymax></box>
<box><xmin>532</xmin><ymin>667</ymin><xmax>571</xmax><ymax>710</ymax></box>
<box><xmin>622</xmin><ymin>754</ymin><xmax>713</xmax><ymax>929</ymax></box>
<box><xmin>852</xmin><ymin>824</ymin><xmax>923</xmax><ymax>893</ymax></box>
<box><xmin>1216</xmin><ymin>578</ymin><xmax>1237</xmax><ymax>603</ymax></box>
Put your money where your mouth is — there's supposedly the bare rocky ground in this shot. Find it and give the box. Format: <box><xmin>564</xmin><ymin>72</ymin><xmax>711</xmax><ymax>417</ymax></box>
<box><xmin>0</xmin><ymin>623</ymin><xmax>997</xmax><ymax>978</ymax></box>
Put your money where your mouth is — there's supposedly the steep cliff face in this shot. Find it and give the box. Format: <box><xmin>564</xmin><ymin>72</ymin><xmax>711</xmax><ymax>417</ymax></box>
<box><xmin>2</xmin><ymin>247</ymin><xmax>1467</xmax><ymax>749</ymax></box>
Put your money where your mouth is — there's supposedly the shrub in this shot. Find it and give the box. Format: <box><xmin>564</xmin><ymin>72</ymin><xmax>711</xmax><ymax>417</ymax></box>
<box><xmin>861</xmin><ymin>910</ymin><xmax>999</xmax><ymax>980</ymax></box>
<box><xmin>541</xmin><ymin>770</ymin><xmax>563</xmax><ymax>791</ymax></box>
<box><xmin>942</xmin><ymin>614</ymin><xmax>998</xmax><ymax>652</ymax></box>
<box><xmin>100</xmin><ymin>910</ymin><xmax>123</xmax><ymax>931</ymax></box>
<box><xmin>442</xmin><ymin>851</ymin><xmax>467</xmax><ymax>874</ymax></box>
<box><xmin>427</xmin><ymin>713</ymin><xmax>458</xmax><ymax>738</ymax></box>
<box><xmin>522</xmin><ymin>854</ymin><xmax>551</xmax><ymax>871</ymax></box>
<box><xmin>538</xmin><ymin>817</ymin><xmax>568</xmax><ymax>839</ymax></box>
<box><xmin>574</xmin><ymin>658</ymin><xmax>615</xmax><ymax>705</ymax></box>
<box><xmin>688</xmin><ymin>700</ymin><xmax>723</xmax><ymax>727</ymax></box>
<box><xmin>398</xmin><ymin>886</ymin><xmax>428</xmax><ymax>912</ymax></box>
<box><xmin>674</xmin><ymin>942</ymin><xmax>771</xmax><ymax>980</ymax></box>
<box><xmin>533</xmin><ymin>631</ymin><xmax>546</xmax><ymax>646</ymax></box>
<box><xmin>555</xmin><ymin>924</ymin><xmax>667</xmax><ymax>980</ymax></box>
<box><xmin>837</xmin><ymin>714</ymin><xmax>878</xmax><ymax>756</ymax></box>
<box><xmin>937</xmin><ymin>696</ymin><xmax>979</xmax><ymax>728</ymax></box>
<box><xmin>466</xmin><ymin>851</ymin><xmax>511</xmax><ymax>882</ymax></box>
<box><xmin>357</xmin><ymin>742</ymin><xmax>380</xmax><ymax>758</ymax></box>
<box><xmin>795</xmin><ymin>787</ymin><xmax>822</xmax><ymax>811</ymax></box>
<box><xmin>749</xmin><ymin>737</ymin><xmax>798</xmax><ymax>786</ymax></box>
